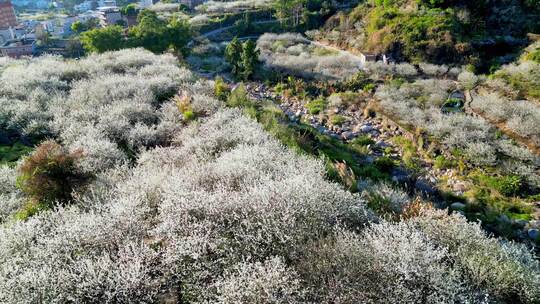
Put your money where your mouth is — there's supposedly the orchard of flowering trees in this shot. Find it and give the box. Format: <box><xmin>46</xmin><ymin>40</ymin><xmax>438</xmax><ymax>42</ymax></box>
<box><xmin>0</xmin><ymin>49</ymin><xmax>539</xmax><ymax>303</ymax></box>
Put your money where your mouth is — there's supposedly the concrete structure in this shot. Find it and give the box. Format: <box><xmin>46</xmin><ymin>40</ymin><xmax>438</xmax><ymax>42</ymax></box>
<box><xmin>139</xmin><ymin>0</ymin><xmax>153</xmax><ymax>8</ymax></box>
<box><xmin>11</xmin><ymin>0</ymin><xmax>50</xmax><ymax>9</ymax></box>
<box><xmin>97</xmin><ymin>6</ymin><xmax>122</xmax><ymax>26</ymax></box>
<box><xmin>0</xmin><ymin>26</ymin><xmax>14</xmax><ymax>44</ymax></box>
<box><xmin>0</xmin><ymin>38</ymin><xmax>35</xmax><ymax>57</ymax></box>
<box><xmin>180</xmin><ymin>0</ymin><xmax>205</xmax><ymax>9</ymax></box>
<box><xmin>75</xmin><ymin>1</ymin><xmax>93</xmax><ymax>12</ymax></box>
<box><xmin>0</xmin><ymin>1</ymin><xmax>17</xmax><ymax>28</ymax></box>
<box><xmin>359</xmin><ymin>52</ymin><xmax>377</xmax><ymax>65</ymax></box>
<box><xmin>98</xmin><ymin>0</ymin><xmax>116</xmax><ymax>7</ymax></box>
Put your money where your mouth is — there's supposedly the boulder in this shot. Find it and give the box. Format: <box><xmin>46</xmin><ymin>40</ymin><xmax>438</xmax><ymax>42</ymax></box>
<box><xmin>450</xmin><ymin>202</ymin><xmax>466</xmax><ymax>211</ymax></box>
<box><xmin>0</xmin><ymin>131</ymin><xmax>11</xmax><ymax>145</ymax></box>
<box><xmin>415</xmin><ymin>178</ymin><xmax>437</xmax><ymax>195</ymax></box>
<box><xmin>391</xmin><ymin>167</ymin><xmax>410</xmax><ymax>184</ymax></box>
<box><xmin>341</xmin><ymin>131</ymin><xmax>355</xmax><ymax>140</ymax></box>
<box><xmin>527</xmin><ymin>229</ymin><xmax>539</xmax><ymax>240</ymax></box>
<box><xmin>452</xmin><ymin>182</ymin><xmax>467</xmax><ymax>193</ymax></box>
<box><xmin>359</xmin><ymin>124</ymin><xmax>375</xmax><ymax>133</ymax></box>
<box><xmin>375</xmin><ymin>140</ymin><xmax>388</xmax><ymax>148</ymax></box>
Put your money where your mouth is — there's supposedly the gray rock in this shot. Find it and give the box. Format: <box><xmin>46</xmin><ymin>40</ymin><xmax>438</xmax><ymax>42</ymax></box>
<box><xmin>359</xmin><ymin>125</ymin><xmax>375</xmax><ymax>133</ymax></box>
<box><xmin>316</xmin><ymin>126</ymin><xmax>326</xmax><ymax>133</ymax></box>
<box><xmin>528</xmin><ymin>220</ymin><xmax>540</xmax><ymax>229</ymax></box>
<box><xmin>513</xmin><ymin>219</ymin><xmax>528</xmax><ymax>229</ymax></box>
<box><xmin>527</xmin><ymin>229</ymin><xmax>539</xmax><ymax>240</ymax></box>
<box><xmin>415</xmin><ymin>178</ymin><xmax>437</xmax><ymax>195</ymax></box>
<box><xmin>0</xmin><ymin>131</ymin><xmax>11</xmax><ymax>145</ymax></box>
<box><xmin>452</xmin><ymin>182</ymin><xmax>467</xmax><ymax>193</ymax></box>
<box><xmin>391</xmin><ymin>168</ymin><xmax>410</xmax><ymax>184</ymax></box>
<box><xmin>341</xmin><ymin>131</ymin><xmax>355</xmax><ymax>140</ymax></box>
<box><xmin>450</xmin><ymin>202</ymin><xmax>466</xmax><ymax>211</ymax></box>
<box><xmin>375</xmin><ymin>140</ymin><xmax>388</xmax><ymax>148</ymax></box>
<box><xmin>497</xmin><ymin>214</ymin><xmax>511</xmax><ymax>224</ymax></box>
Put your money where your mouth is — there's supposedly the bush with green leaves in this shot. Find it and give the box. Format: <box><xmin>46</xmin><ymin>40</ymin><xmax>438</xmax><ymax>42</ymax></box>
<box><xmin>16</xmin><ymin>141</ymin><xmax>89</xmax><ymax>208</ymax></box>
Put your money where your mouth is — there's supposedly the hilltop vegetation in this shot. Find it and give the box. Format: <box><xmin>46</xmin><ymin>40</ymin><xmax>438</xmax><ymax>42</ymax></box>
<box><xmin>0</xmin><ymin>49</ymin><xmax>539</xmax><ymax>303</ymax></box>
<box><xmin>312</xmin><ymin>0</ymin><xmax>540</xmax><ymax>69</ymax></box>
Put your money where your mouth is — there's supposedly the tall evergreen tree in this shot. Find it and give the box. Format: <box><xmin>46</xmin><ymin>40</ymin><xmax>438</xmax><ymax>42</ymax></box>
<box><xmin>241</xmin><ymin>40</ymin><xmax>260</xmax><ymax>80</ymax></box>
<box><xmin>225</xmin><ymin>37</ymin><xmax>243</xmax><ymax>79</ymax></box>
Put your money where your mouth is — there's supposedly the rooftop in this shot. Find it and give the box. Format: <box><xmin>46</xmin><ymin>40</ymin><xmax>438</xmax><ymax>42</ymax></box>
<box><xmin>1</xmin><ymin>38</ymin><xmax>34</xmax><ymax>48</ymax></box>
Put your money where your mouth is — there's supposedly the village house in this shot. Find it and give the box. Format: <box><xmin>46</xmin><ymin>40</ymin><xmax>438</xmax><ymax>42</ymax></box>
<box><xmin>0</xmin><ymin>37</ymin><xmax>35</xmax><ymax>57</ymax></box>
<box><xmin>0</xmin><ymin>0</ymin><xmax>17</xmax><ymax>29</ymax></box>
<box><xmin>97</xmin><ymin>6</ymin><xmax>122</xmax><ymax>26</ymax></box>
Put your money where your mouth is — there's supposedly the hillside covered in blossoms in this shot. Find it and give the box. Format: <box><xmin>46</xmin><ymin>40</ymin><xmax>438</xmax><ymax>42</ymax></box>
<box><xmin>0</xmin><ymin>48</ymin><xmax>539</xmax><ymax>303</ymax></box>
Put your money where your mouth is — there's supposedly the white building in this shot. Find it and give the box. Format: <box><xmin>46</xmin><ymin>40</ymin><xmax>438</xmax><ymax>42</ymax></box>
<box><xmin>139</xmin><ymin>0</ymin><xmax>153</xmax><ymax>8</ymax></box>
<box><xmin>97</xmin><ymin>6</ymin><xmax>122</xmax><ymax>26</ymax></box>
<box><xmin>75</xmin><ymin>1</ymin><xmax>93</xmax><ymax>12</ymax></box>
<box><xmin>98</xmin><ymin>0</ymin><xmax>116</xmax><ymax>7</ymax></box>
<box><xmin>0</xmin><ymin>27</ymin><xmax>15</xmax><ymax>45</ymax></box>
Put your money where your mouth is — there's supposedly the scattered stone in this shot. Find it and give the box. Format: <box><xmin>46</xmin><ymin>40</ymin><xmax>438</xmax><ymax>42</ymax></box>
<box><xmin>513</xmin><ymin>219</ymin><xmax>528</xmax><ymax>229</ymax></box>
<box><xmin>415</xmin><ymin>178</ymin><xmax>437</xmax><ymax>195</ymax></box>
<box><xmin>452</xmin><ymin>182</ymin><xmax>467</xmax><ymax>193</ymax></box>
<box><xmin>0</xmin><ymin>131</ymin><xmax>11</xmax><ymax>145</ymax></box>
<box><xmin>497</xmin><ymin>214</ymin><xmax>511</xmax><ymax>224</ymax></box>
<box><xmin>375</xmin><ymin>140</ymin><xmax>388</xmax><ymax>148</ymax></box>
<box><xmin>359</xmin><ymin>124</ymin><xmax>375</xmax><ymax>133</ymax></box>
<box><xmin>527</xmin><ymin>229</ymin><xmax>539</xmax><ymax>240</ymax></box>
<box><xmin>391</xmin><ymin>167</ymin><xmax>410</xmax><ymax>184</ymax></box>
<box><xmin>342</xmin><ymin>131</ymin><xmax>355</xmax><ymax>140</ymax></box>
<box><xmin>450</xmin><ymin>202</ymin><xmax>466</xmax><ymax>211</ymax></box>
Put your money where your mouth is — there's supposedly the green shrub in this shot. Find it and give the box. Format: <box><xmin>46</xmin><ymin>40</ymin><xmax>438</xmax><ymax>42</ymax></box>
<box><xmin>351</xmin><ymin>135</ymin><xmax>375</xmax><ymax>146</ymax></box>
<box><xmin>375</xmin><ymin>156</ymin><xmax>395</xmax><ymax>172</ymax></box>
<box><xmin>15</xmin><ymin>199</ymin><xmax>44</xmax><ymax>221</ymax></box>
<box><xmin>494</xmin><ymin>176</ymin><xmax>522</xmax><ymax>197</ymax></box>
<box><xmin>183</xmin><ymin>110</ymin><xmax>196</xmax><ymax>121</ymax></box>
<box><xmin>16</xmin><ymin>141</ymin><xmax>90</xmax><ymax>210</ymax></box>
<box><xmin>358</xmin><ymin>164</ymin><xmax>387</xmax><ymax>181</ymax></box>
<box><xmin>306</xmin><ymin>98</ymin><xmax>327</xmax><ymax>115</ymax></box>
<box><xmin>227</xmin><ymin>83</ymin><xmax>253</xmax><ymax>108</ymax></box>
<box><xmin>433</xmin><ymin>155</ymin><xmax>453</xmax><ymax>169</ymax></box>
<box><xmin>524</xmin><ymin>49</ymin><xmax>540</xmax><ymax>63</ymax></box>
<box><xmin>340</xmin><ymin>71</ymin><xmax>371</xmax><ymax>91</ymax></box>
<box><xmin>0</xmin><ymin>142</ymin><xmax>34</xmax><ymax>166</ymax></box>
<box><xmin>330</xmin><ymin>115</ymin><xmax>346</xmax><ymax>125</ymax></box>
<box><xmin>475</xmin><ymin>174</ymin><xmax>522</xmax><ymax>197</ymax></box>
<box><xmin>363</xmin><ymin>83</ymin><xmax>376</xmax><ymax>92</ymax></box>
<box><xmin>214</xmin><ymin>76</ymin><xmax>230</xmax><ymax>101</ymax></box>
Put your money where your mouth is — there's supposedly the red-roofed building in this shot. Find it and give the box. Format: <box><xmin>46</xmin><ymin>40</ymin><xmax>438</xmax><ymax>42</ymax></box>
<box><xmin>0</xmin><ymin>1</ymin><xmax>17</xmax><ymax>29</ymax></box>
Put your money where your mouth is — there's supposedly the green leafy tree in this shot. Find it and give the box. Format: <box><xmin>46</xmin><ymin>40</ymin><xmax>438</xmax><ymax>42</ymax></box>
<box><xmin>71</xmin><ymin>20</ymin><xmax>85</xmax><ymax>34</ymax></box>
<box><xmin>167</xmin><ymin>17</ymin><xmax>191</xmax><ymax>55</ymax></box>
<box><xmin>128</xmin><ymin>11</ymin><xmax>191</xmax><ymax>54</ymax></box>
<box><xmin>235</xmin><ymin>12</ymin><xmax>251</xmax><ymax>35</ymax></box>
<box><xmin>274</xmin><ymin>0</ymin><xmax>306</xmax><ymax>27</ymax></box>
<box><xmin>241</xmin><ymin>40</ymin><xmax>260</xmax><ymax>80</ymax></box>
<box><xmin>128</xmin><ymin>10</ymin><xmax>169</xmax><ymax>53</ymax></box>
<box><xmin>80</xmin><ymin>25</ymin><xmax>125</xmax><ymax>53</ymax></box>
<box><xmin>225</xmin><ymin>37</ymin><xmax>243</xmax><ymax>78</ymax></box>
<box><xmin>71</xmin><ymin>19</ymin><xmax>99</xmax><ymax>34</ymax></box>
<box><xmin>35</xmin><ymin>26</ymin><xmax>50</xmax><ymax>46</ymax></box>
<box><xmin>120</xmin><ymin>3</ymin><xmax>139</xmax><ymax>16</ymax></box>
